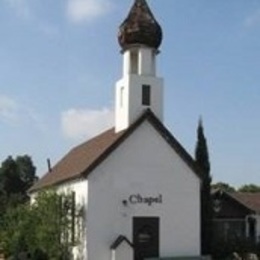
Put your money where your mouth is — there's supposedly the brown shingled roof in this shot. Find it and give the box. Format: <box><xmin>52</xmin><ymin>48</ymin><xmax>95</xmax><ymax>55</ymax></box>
<box><xmin>30</xmin><ymin>128</ymin><xmax>125</xmax><ymax>192</ymax></box>
<box><xmin>30</xmin><ymin>110</ymin><xmax>200</xmax><ymax>192</ymax></box>
<box><xmin>231</xmin><ymin>192</ymin><xmax>260</xmax><ymax>214</ymax></box>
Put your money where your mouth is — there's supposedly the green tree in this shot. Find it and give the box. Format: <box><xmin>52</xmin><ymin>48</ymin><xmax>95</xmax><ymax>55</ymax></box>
<box><xmin>238</xmin><ymin>184</ymin><xmax>260</xmax><ymax>193</ymax></box>
<box><xmin>0</xmin><ymin>155</ymin><xmax>37</xmax><ymax>210</ymax></box>
<box><xmin>16</xmin><ymin>155</ymin><xmax>38</xmax><ymax>192</ymax></box>
<box><xmin>212</xmin><ymin>182</ymin><xmax>236</xmax><ymax>193</ymax></box>
<box><xmin>0</xmin><ymin>191</ymin><xmax>79</xmax><ymax>259</ymax></box>
<box><xmin>0</xmin><ymin>203</ymin><xmax>33</xmax><ymax>257</ymax></box>
<box><xmin>195</xmin><ymin>118</ymin><xmax>212</xmax><ymax>255</ymax></box>
<box><xmin>0</xmin><ymin>156</ymin><xmax>23</xmax><ymax>196</ymax></box>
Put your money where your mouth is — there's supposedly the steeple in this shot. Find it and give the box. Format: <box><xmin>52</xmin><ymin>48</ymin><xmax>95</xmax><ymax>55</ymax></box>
<box><xmin>115</xmin><ymin>0</ymin><xmax>164</xmax><ymax>133</ymax></box>
<box><xmin>118</xmin><ymin>0</ymin><xmax>163</xmax><ymax>50</ymax></box>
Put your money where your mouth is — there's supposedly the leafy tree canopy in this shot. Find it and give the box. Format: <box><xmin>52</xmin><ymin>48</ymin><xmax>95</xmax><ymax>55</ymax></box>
<box><xmin>238</xmin><ymin>184</ymin><xmax>260</xmax><ymax>193</ymax></box>
<box><xmin>0</xmin><ymin>155</ymin><xmax>38</xmax><ymax>221</ymax></box>
<box><xmin>0</xmin><ymin>155</ymin><xmax>37</xmax><ymax>203</ymax></box>
<box><xmin>212</xmin><ymin>182</ymin><xmax>236</xmax><ymax>193</ymax></box>
<box><xmin>0</xmin><ymin>191</ymin><xmax>80</xmax><ymax>259</ymax></box>
<box><xmin>211</xmin><ymin>183</ymin><xmax>260</xmax><ymax>193</ymax></box>
<box><xmin>16</xmin><ymin>155</ymin><xmax>38</xmax><ymax>191</ymax></box>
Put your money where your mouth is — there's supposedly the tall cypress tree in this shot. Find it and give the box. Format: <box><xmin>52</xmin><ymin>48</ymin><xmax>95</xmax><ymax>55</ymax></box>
<box><xmin>195</xmin><ymin>118</ymin><xmax>212</xmax><ymax>255</ymax></box>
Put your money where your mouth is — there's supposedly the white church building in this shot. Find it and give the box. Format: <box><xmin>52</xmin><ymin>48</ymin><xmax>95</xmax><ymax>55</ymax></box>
<box><xmin>30</xmin><ymin>0</ymin><xmax>203</xmax><ymax>259</ymax></box>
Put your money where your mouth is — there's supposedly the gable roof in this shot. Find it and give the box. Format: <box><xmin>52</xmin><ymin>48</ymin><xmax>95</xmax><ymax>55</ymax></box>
<box><xmin>231</xmin><ymin>192</ymin><xmax>260</xmax><ymax>214</ymax></box>
<box><xmin>30</xmin><ymin>110</ymin><xmax>200</xmax><ymax>193</ymax></box>
<box><xmin>110</xmin><ymin>235</ymin><xmax>133</xmax><ymax>250</ymax></box>
<box><xmin>213</xmin><ymin>189</ymin><xmax>260</xmax><ymax>214</ymax></box>
<box><xmin>30</xmin><ymin>128</ymin><xmax>125</xmax><ymax>192</ymax></box>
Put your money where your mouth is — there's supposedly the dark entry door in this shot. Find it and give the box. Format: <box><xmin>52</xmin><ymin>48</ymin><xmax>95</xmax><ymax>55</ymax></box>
<box><xmin>133</xmin><ymin>217</ymin><xmax>159</xmax><ymax>260</ymax></box>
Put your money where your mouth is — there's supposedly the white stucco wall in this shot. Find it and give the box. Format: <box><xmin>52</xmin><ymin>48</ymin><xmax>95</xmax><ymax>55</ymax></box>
<box><xmin>30</xmin><ymin>179</ymin><xmax>88</xmax><ymax>207</ymax></box>
<box><xmin>87</xmin><ymin>121</ymin><xmax>201</xmax><ymax>260</ymax></box>
<box><xmin>58</xmin><ymin>180</ymin><xmax>88</xmax><ymax>260</ymax></box>
<box><xmin>122</xmin><ymin>47</ymin><xmax>156</xmax><ymax>77</ymax></box>
<box><xmin>57</xmin><ymin>179</ymin><xmax>88</xmax><ymax>205</ymax></box>
<box><xmin>111</xmin><ymin>243</ymin><xmax>133</xmax><ymax>260</ymax></box>
<box><xmin>115</xmin><ymin>75</ymin><xmax>163</xmax><ymax>132</ymax></box>
<box><xmin>115</xmin><ymin>46</ymin><xmax>163</xmax><ymax>133</ymax></box>
<box><xmin>138</xmin><ymin>48</ymin><xmax>156</xmax><ymax>76</ymax></box>
<box><xmin>30</xmin><ymin>179</ymin><xmax>88</xmax><ymax>260</ymax></box>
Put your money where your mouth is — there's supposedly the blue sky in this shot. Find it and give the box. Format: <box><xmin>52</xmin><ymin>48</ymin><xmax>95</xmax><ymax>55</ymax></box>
<box><xmin>0</xmin><ymin>0</ymin><xmax>259</xmax><ymax>187</ymax></box>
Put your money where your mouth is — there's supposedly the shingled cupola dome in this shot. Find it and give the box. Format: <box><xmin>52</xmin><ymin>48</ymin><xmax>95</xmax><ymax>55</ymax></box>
<box><xmin>118</xmin><ymin>0</ymin><xmax>163</xmax><ymax>50</ymax></box>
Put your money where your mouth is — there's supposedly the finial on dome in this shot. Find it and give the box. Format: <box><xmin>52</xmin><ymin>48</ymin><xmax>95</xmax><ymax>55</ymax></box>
<box><xmin>118</xmin><ymin>0</ymin><xmax>163</xmax><ymax>50</ymax></box>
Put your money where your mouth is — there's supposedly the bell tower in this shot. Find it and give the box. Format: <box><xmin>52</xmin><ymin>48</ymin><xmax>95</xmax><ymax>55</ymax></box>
<box><xmin>115</xmin><ymin>0</ymin><xmax>164</xmax><ymax>133</ymax></box>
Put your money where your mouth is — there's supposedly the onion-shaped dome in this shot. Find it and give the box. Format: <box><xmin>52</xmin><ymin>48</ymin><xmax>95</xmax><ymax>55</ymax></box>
<box><xmin>118</xmin><ymin>0</ymin><xmax>163</xmax><ymax>50</ymax></box>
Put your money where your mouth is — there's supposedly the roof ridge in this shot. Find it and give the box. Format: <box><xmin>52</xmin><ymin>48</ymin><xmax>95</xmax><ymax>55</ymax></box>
<box><xmin>30</xmin><ymin>109</ymin><xmax>200</xmax><ymax>192</ymax></box>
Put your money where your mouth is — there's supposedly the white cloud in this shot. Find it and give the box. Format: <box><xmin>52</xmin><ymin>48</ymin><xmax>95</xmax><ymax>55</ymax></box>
<box><xmin>61</xmin><ymin>107</ymin><xmax>114</xmax><ymax>140</ymax></box>
<box><xmin>67</xmin><ymin>0</ymin><xmax>113</xmax><ymax>23</ymax></box>
<box><xmin>244</xmin><ymin>9</ymin><xmax>260</xmax><ymax>28</ymax></box>
<box><xmin>0</xmin><ymin>95</ymin><xmax>18</xmax><ymax>122</ymax></box>
<box><xmin>4</xmin><ymin>0</ymin><xmax>31</xmax><ymax>19</ymax></box>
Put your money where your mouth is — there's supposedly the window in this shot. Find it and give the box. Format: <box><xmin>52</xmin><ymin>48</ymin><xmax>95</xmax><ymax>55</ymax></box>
<box><xmin>130</xmin><ymin>51</ymin><xmax>138</xmax><ymax>74</ymax></box>
<box><xmin>120</xmin><ymin>87</ymin><xmax>124</xmax><ymax>107</ymax></box>
<box><xmin>142</xmin><ymin>85</ymin><xmax>151</xmax><ymax>106</ymax></box>
<box><xmin>58</xmin><ymin>191</ymin><xmax>77</xmax><ymax>245</ymax></box>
